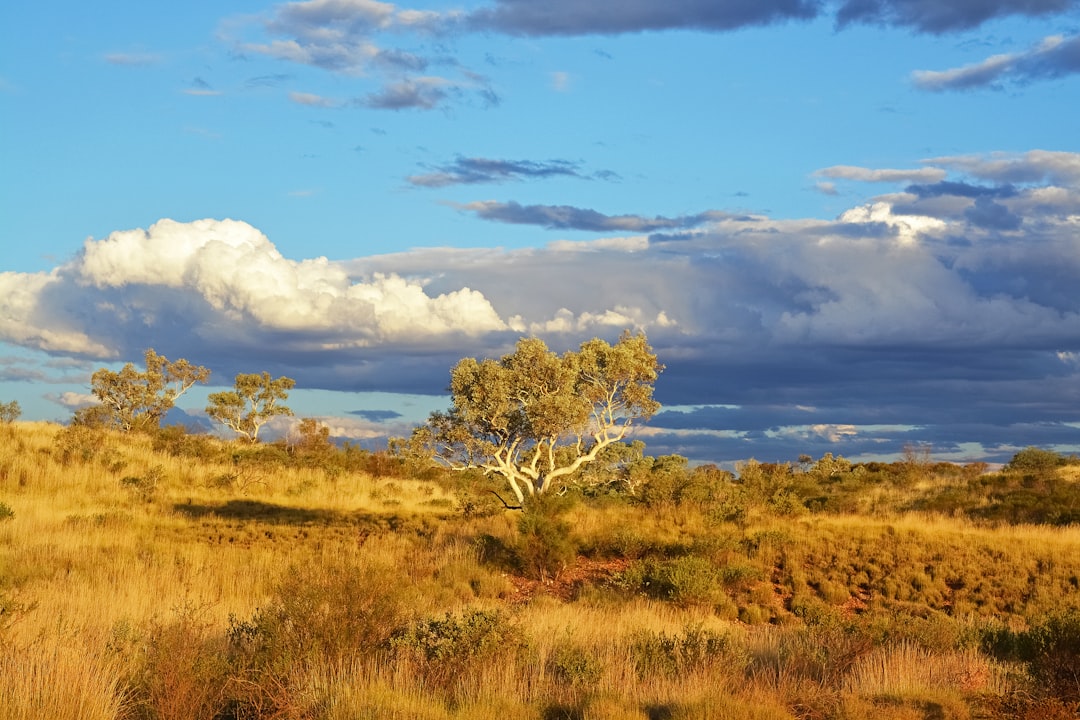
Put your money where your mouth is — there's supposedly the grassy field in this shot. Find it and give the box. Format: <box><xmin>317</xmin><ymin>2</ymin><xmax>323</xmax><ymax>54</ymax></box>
<box><xmin>1</xmin><ymin>421</ymin><xmax>1078</xmax><ymax>719</ymax></box>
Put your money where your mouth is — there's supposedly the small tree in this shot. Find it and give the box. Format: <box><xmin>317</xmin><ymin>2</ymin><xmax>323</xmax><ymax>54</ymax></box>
<box><xmin>0</xmin><ymin>400</ymin><xmax>20</xmax><ymax>424</ymax></box>
<box><xmin>82</xmin><ymin>349</ymin><xmax>210</xmax><ymax>431</ymax></box>
<box><xmin>419</xmin><ymin>331</ymin><xmax>662</xmax><ymax>507</ymax></box>
<box><xmin>206</xmin><ymin>372</ymin><xmax>295</xmax><ymax>443</ymax></box>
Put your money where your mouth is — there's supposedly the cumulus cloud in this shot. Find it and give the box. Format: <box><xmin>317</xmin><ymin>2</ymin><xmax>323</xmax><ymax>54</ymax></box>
<box><xmin>407</xmin><ymin>157</ymin><xmax>610</xmax><ymax>187</ymax></box>
<box><xmin>913</xmin><ymin>33</ymin><xmax>1080</xmax><ymax>91</ymax></box>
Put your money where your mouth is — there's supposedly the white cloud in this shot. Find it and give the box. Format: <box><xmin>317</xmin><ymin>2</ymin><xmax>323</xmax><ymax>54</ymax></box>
<box><xmin>928</xmin><ymin>150</ymin><xmax>1080</xmax><ymax>186</ymax></box>
<box><xmin>814</xmin><ymin>165</ymin><xmax>947</xmax><ymax>184</ymax></box>
<box><xmin>838</xmin><ymin>201</ymin><xmax>947</xmax><ymax>243</ymax></box>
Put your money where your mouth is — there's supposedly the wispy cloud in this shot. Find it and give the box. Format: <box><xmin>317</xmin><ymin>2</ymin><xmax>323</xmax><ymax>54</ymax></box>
<box><xmin>359</xmin><ymin>77</ymin><xmax>451</xmax><ymax>110</ymax></box>
<box><xmin>183</xmin><ymin>77</ymin><xmax>222</xmax><ymax>96</ymax></box>
<box><xmin>226</xmin><ymin>0</ymin><xmax>1080</xmax><ymax>112</ymax></box>
<box><xmin>913</xmin><ymin>33</ymin><xmax>1080</xmax><ymax>91</ymax></box>
<box><xmin>289</xmin><ymin>90</ymin><xmax>340</xmax><ymax>107</ymax></box>
<box><xmin>407</xmin><ymin>157</ymin><xmax>616</xmax><ymax>187</ymax></box>
<box><xmin>103</xmin><ymin>52</ymin><xmax>163</xmax><ymax>66</ymax></box>
<box><xmin>834</xmin><ymin>0</ymin><xmax>1076</xmax><ymax>34</ymax></box>
<box><xmin>814</xmin><ymin>165</ymin><xmax>947</xmax><ymax>184</ymax></box>
<box><xmin>458</xmin><ymin>201</ymin><xmax>729</xmax><ymax>232</ymax></box>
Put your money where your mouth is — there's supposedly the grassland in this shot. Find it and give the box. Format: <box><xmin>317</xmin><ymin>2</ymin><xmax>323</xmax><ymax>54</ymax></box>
<box><xmin>1</xmin><ymin>421</ymin><xmax>1078</xmax><ymax>719</ymax></box>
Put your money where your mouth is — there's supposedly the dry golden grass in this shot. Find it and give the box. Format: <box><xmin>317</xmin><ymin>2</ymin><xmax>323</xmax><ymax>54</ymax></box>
<box><xmin>1</xmin><ymin>422</ymin><xmax>1077</xmax><ymax>719</ymax></box>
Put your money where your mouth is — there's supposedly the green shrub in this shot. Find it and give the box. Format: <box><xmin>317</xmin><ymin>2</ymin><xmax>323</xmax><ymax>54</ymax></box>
<box><xmin>982</xmin><ymin>610</ymin><xmax>1080</xmax><ymax>702</ymax></box>
<box><xmin>0</xmin><ymin>400</ymin><xmax>20</xmax><ymax>424</ymax></box>
<box><xmin>629</xmin><ymin>624</ymin><xmax>745</xmax><ymax>680</ymax></box>
<box><xmin>228</xmin><ymin>557</ymin><xmax>410</xmax><ymax>676</ymax></box>
<box><xmin>120</xmin><ymin>465</ymin><xmax>164</xmax><ymax>502</ymax></box>
<box><xmin>626</xmin><ymin>555</ymin><xmax>724</xmax><ymax>607</ymax></box>
<box><xmin>390</xmin><ymin>609</ymin><xmax>524</xmax><ymax>693</ymax></box>
<box><xmin>548</xmin><ymin>641</ymin><xmax>604</xmax><ymax>688</ymax></box>
<box><xmin>0</xmin><ymin>501</ymin><xmax>13</xmax><ymax>522</ymax></box>
<box><xmin>1007</xmin><ymin>447</ymin><xmax>1067</xmax><ymax>473</ymax></box>
<box><xmin>515</xmin><ymin>496</ymin><xmax>579</xmax><ymax>581</ymax></box>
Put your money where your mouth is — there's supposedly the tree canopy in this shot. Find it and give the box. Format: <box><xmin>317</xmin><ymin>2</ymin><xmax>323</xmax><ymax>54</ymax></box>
<box><xmin>79</xmin><ymin>349</ymin><xmax>209</xmax><ymax>431</ymax></box>
<box><xmin>419</xmin><ymin>331</ymin><xmax>663</xmax><ymax>506</ymax></box>
<box><xmin>206</xmin><ymin>372</ymin><xmax>296</xmax><ymax>443</ymax></box>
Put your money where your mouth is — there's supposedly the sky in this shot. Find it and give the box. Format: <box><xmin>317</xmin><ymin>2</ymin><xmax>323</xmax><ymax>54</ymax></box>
<box><xmin>1</xmin><ymin>0</ymin><xmax>1079</xmax><ymax>467</ymax></box>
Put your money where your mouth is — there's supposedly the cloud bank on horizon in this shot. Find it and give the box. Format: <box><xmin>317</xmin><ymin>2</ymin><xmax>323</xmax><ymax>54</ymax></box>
<box><xmin>2</xmin><ymin>150</ymin><xmax>1078</xmax><ymax>463</ymax></box>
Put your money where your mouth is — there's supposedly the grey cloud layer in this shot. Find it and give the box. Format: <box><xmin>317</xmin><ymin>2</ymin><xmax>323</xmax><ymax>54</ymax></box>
<box><xmin>914</xmin><ymin>33</ymin><xmax>1080</xmax><ymax>91</ymax></box>
<box><xmin>4</xmin><ymin>151</ymin><xmax>1078</xmax><ymax>463</ymax></box>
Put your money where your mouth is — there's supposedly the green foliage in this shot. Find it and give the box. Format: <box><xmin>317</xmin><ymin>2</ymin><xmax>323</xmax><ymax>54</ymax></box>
<box><xmin>54</xmin><ymin>424</ymin><xmax>105</xmax><ymax>466</ymax></box>
<box><xmin>206</xmin><ymin>371</ymin><xmax>295</xmax><ymax>443</ymax></box>
<box><xmin>515</xmin><ymin>495</ymin><xmax>580</xmax><ymax>581</ymax></box>
<box><xmin>909</xmin><ymin>468</ymin><xmax>1080</xmax><ymax>526</ymax></box>
<box><xmin>547</xmin><ymin>640</ymin><xmax>604</xmax><ymax>688</ymax></box>
<box><xmin>630</xmin><ymin>624</ymin><xmax>745</xmax><ymax>680</ymax></box>
<box><xmin>0</xmin><ymin>501</ymin><xmax>13</xmax><ymax>521</ymax></box>
<box><xmin>390</xmin><ymin>609</ymin><xmax>524</xmax><ymax>693</ymax></box>
<box><xmin>982</xmin><ymin>610</ymin><xmax>1080</xmax><ymax>702</ymax></box>
<box><xmin>0</xmin><ymin>400</ymin><xmax>20</xmax><ymax>424</ymax></box>
<box><xmin>1007</xmin><ymin>446</ymin><xmax>1071</xmax><ymax>472</ymax></box>
<box><xmin>229</xmin><ymin>558</ymin><xmax>410</xmax><ymax>675</ymax></box>
<box><xmin>81</xmin><ymin>349</ymin><xmax>209</xmax><ymax>432</ymax></box>
<box><xmin>423</xmin><ymin>331</ymin><xmax>662</xmax><ymax>505</ymax></box>
<box><xmin>624</xmin><ymin>555</ymin><xmax>725</xmax><ymax>607</ymax></box>
<box><xmin>120</xmin><ymin>465</ymin><xmax>164</xmax><ymax>502</ymax></box>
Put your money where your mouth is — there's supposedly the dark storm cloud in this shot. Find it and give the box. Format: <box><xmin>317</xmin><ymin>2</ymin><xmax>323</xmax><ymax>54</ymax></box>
<box><xmin>407</xmin><ymin>157</ymin><xmax>602</xmax><ymax>187</ymax></box>
<box><xmin>460</xmin><ymin>201</ymin><xmax>726</xmax><ymax>231</ymax></box>
<box><xmin>913</xmin><ymin>33</ymin><xmax>1080</xmax><ymax>91</ymax></box>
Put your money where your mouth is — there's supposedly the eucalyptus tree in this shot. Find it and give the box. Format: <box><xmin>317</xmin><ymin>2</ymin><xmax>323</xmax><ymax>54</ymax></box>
<box><xmin>81</xmin><ymin>349</ymin><xmax>210</xmax><ymax>431</ymax></box>
<box><xmin>206</xmin><ymin>372</ymin><xmax>296</xmax><ymax>443</ymax></box>
<box><xmin>419</xmin><ymin>331</ymin><xmax>663</xmax><ymax>506</ymax></box>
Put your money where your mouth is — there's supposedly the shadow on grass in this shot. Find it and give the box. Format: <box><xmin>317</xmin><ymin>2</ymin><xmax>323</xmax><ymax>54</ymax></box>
<box><xmin>172</xmin><ymin>500</ymin><xmax>436</xmax><ymax>536</ymax></box>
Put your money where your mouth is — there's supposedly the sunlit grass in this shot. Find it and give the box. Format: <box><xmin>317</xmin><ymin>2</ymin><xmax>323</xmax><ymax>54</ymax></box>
<box><xmin>1</xmin><ymin>422</ymin><xmax>1077</xmax><ymax>719</ymax></box>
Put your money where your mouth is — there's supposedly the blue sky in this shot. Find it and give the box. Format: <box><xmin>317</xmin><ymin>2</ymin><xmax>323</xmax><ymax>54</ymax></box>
<box><xmin>2</xmin><ymin>0</ymin><xmax>1079</xmax><ymax>465</ymax></box>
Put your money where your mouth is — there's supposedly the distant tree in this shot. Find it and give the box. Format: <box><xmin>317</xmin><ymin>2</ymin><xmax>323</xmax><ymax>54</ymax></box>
<box><xmin>418</xmin><ymin>331</ymin><xmax>662</xmax><ymax>507</ymax></box>
<box><xmin>80</xmin><ymin>349</ymin><xmax>210</xmax><ymax>431</ymax></box>
<box><xmin>1007</xmin><ymin>446</ymin><xmax>1066</xmax><ymax>473</ymax></box>
<box><xmin>288</xmin><ymin>418</ymin><xmax>336</xmax><ymax>458</ymax></box>
<box><xmin>0</xmin><ymin>400</ymin><xmax>20</xmax><ymax>424</ymax></box>
<box><xmin>206</xmin><ymin>372</ymin><xmax>295</xmax><ymax>443</ymax></box>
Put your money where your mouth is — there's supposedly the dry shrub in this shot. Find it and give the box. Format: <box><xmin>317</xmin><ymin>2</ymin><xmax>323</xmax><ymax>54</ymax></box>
<box><xmin>843</xmin><ymin>641</ymin><xmax>1009</xmax><ymax>697</ymax></box>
